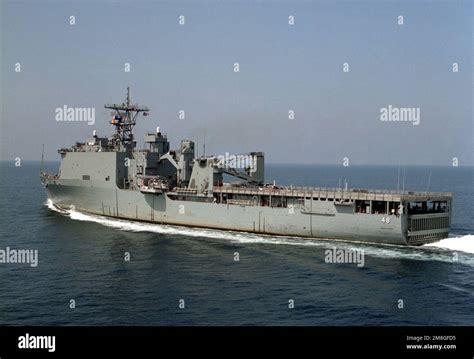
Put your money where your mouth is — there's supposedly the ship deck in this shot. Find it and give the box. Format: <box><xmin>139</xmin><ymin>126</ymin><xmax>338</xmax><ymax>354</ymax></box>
<box><xmin>211</xmin><ymin>185</ymin><xmax>452</xmax><ymax>202</ymax></box>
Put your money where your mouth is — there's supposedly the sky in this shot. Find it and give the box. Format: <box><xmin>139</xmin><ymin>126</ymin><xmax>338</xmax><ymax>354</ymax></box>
<box><xmin>1</xmin><ymin>0</ymin><xmax>472</xmax><ymax>165</ymax></box>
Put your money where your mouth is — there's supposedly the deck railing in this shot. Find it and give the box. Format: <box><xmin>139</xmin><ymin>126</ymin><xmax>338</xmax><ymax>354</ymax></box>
<box><xmin>210</xmin><ymin>185</ymin><xmax>452</xmax><ymax>200</ymax></box>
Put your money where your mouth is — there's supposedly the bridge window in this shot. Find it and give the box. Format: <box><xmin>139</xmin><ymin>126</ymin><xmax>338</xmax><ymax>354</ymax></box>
<box><xmin>82</xmin><ymin>175</ymin><xmax>90</xmax><ymax>180</ymax></box>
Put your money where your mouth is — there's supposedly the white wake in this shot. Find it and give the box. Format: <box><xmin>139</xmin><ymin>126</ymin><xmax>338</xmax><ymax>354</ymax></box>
<box><xmin>45</xmin><ymin>200</ymin><xmax>474</xmax><ymax>266</ymax></box>
<box><xmin>423</xmin><ymin>235</ymin><xmax>474</xmax><ymax>254</ymax></box>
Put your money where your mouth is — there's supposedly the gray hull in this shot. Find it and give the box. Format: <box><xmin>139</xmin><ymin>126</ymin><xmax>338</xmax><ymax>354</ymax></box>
<box><xmin>45</xmin><ymin>181</ymin><xmax>412</xmax><ymax>245</ymax></box>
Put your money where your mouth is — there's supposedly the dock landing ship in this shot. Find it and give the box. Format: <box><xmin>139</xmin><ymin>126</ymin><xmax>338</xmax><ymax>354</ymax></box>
<box><xmin>40</xmin><ymin>89</ymin><xmax>452</xmax><ymax>246</ymax></box>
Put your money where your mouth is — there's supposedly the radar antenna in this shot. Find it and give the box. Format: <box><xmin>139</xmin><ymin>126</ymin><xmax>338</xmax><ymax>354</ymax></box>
<box><xmin>104</xmin><ymin>86</ymin><xmax>150</xmax><ymax>150</ymax></box>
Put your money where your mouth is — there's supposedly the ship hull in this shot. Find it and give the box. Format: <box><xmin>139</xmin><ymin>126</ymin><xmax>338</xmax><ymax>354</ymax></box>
<box><xmin>43</xmin><ymin>181</ymin><xmax>421</xmax><ymax>246</ymax></box>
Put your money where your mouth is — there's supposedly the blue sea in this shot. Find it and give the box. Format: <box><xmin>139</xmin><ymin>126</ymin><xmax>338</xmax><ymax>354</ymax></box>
<box><xmin>0</xmin><ymin>162</ymin><xmax>473</xmax><ymax>325</ymax></box>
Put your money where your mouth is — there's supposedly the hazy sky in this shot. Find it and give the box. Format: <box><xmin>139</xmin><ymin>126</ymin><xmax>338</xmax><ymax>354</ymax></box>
<box><xmin>1</xmin><ymin>0</ymin><xmax>472</xmax><ymax>165</ymax></box>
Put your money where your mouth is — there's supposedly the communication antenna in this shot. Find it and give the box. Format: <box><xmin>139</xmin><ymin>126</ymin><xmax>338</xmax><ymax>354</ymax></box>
<box><xmin>402</xmin><ymin>166</ymin><xmax>406</xmax><ymax>194</ymax></box>
<box><xmin>397</xmin><ymin>162</ymin><xmax>401</xmax><ymax>193</ymax></box>
<box><xmin>41</xmin><ymin>144</ymin><xmax>45</xmax><ymax>171</ymax></box>
<box><xmin>426</xmin><ymin>171</ymin><xmax>432</xmax><ymax>193</ymax></box>
<box><xmin>203</xmin><ymin>131</ymin><xmax>206</xmax><ymax>157</ymax></box>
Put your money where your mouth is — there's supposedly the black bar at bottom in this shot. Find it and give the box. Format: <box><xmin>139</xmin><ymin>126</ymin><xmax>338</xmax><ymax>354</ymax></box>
<box><xmin>0</xmin><ymin>326</ymin><xmax>472</xmax><ymax>357</ymax></box>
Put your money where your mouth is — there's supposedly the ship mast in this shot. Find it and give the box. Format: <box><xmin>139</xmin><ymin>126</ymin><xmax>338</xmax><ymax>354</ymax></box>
<box><xmin>104</xmin><ymin>86</ymin><xmax>150</xmax><ymax>151</ymax></box>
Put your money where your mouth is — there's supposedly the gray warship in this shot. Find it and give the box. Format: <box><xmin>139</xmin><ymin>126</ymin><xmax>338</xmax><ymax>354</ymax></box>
<box><xmin>40</xmin><ymin>88</ymin><xmax>453</xmax><ymax>246</ymax></box>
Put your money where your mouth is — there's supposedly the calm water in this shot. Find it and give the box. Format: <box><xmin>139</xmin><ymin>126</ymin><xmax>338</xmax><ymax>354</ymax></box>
<box><xmin>0</xmin><ymin>161</ymin><xmax>473</xmax><ymax>325</ymax></box>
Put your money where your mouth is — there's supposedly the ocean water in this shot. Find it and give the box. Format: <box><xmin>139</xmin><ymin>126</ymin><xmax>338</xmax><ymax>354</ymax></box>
<box><xmin>0</xmin><ymin>161</ymin><xmax>473</xmax><ymax>326</ymax></box>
